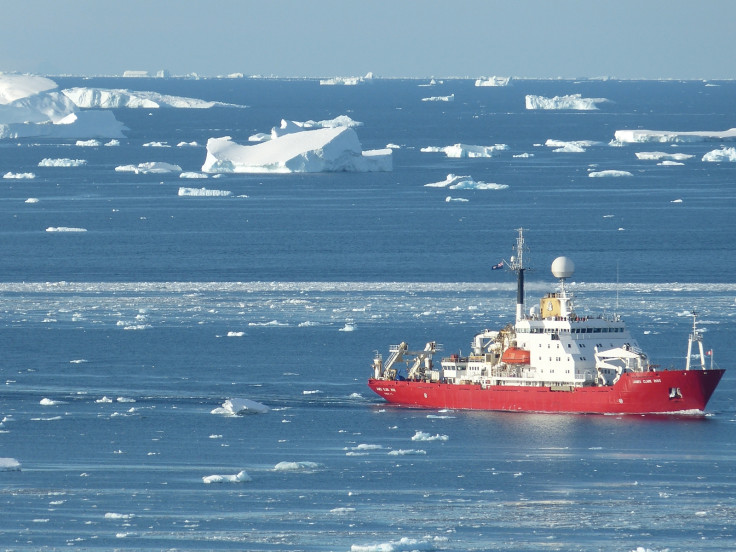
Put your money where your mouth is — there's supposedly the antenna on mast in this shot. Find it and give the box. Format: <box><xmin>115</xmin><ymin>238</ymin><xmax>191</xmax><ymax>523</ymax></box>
<box><xmin>508</xmin><ymin>228</ymin><xmax>529</xmax><ymax>322</ymax></box>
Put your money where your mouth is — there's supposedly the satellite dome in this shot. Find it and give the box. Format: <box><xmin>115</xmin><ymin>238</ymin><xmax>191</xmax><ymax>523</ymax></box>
<box><xmin>551</xmin><ymin>256</ymin><xmax>575</xmax><ymax>279</ymax></box>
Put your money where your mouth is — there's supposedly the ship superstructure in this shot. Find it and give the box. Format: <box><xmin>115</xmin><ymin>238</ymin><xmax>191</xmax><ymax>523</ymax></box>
<box><xmin>368</xmin><ymin>229</ymin><xmax>724</xmax><ymax>414</ymax></box>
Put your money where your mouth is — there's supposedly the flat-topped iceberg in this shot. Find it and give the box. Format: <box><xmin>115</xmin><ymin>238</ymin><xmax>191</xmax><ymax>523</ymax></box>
<box><xmin>588</xmin><ymin>170</ymin><xmax>633</xmax><ymax>177</ymax></box>
<box><xmin>526</xmin><ymin>93</ymin><xmax>609</xmax><ymax>110</ymax></box>
<box><xmin>211</xmin><ymin>398</ymin><xmax>270</xmax><ymax>415</ymax></box>
<box><xmin>615</xmin><ymin>128</ymin><xmax>736</xmax><ymax>143</ymax></box>
<box><xmin>425</xmin><ymin>173</ymin><xmax>508</xmax><ymax>190</ymax></box>
<box><xmin>202</xmin><ymin>125</ymin><xmax>392</xmax><ymax>173</ymax></box>
<box><xmin>319</xmin><ymin>72</ymin><xmax>373</xmax><ymax>85</ymax></box>
<box><xmin>63</xmin><ymin>87</ymin><xmax>245</xmax><ymax>109</ymax></box>
<box><xmin>635</xmin><ymin>151</ymin><xmax>694</xmax><ymax>161</ymax></box>
<box><xmin>0</xmin><ymin>73</ymin><xmax>127</xmax><ymax>139</ymax></box>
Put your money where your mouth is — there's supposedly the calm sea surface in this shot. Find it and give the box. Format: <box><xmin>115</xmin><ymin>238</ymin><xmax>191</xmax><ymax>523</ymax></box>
<box><xmin>1</xmin><ymin>77</ymin><xmax>735</xmax><ymax>551</ymax></box>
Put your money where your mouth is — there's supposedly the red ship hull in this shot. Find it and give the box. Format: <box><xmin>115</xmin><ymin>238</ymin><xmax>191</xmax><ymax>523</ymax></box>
<box><xmin>368</xmin><ymin>369</ymin><xmax>725</xmax><ymax>414</ymax></box>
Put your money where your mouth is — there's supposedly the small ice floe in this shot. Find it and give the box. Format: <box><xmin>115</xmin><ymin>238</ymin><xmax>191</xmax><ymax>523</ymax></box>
<box><xmin>273</xmin><ymin>461</ymin><xmax>320</xmax><ymax>471</ymax></box>
<box><xmin>388</xmin><ymin>449</ymin><xmax>427</xmax><ymax>456</ymax></box>
<box><xmin>177</xmin><ymin>186</ymin><xmax>231</xmax><ymax>197</ymax></box>
<box><xmin>105</xmin><ymin>139</ymin><xmax>120</xmax><ymax>146</ymax></box>
<box><xmin>0</xmin><ymin>458</ymin><xmax>21</xmax><ymax>471</ymax></box>
<box><xmin>635</xmin><ymin>151</ymin><xmax>693</xmax><ymax>162</ymax></box>
<box><xmin>411</xmin><ymin>430</ymin><xmax>448</xmax><ymax>442</ymax></box>
<box><xmin>104</xmin><ymin>512</ymin><xmax>135</xmax><ymax>520</ymax></box>
<box><xmin>339</xmin><ymin>323</ymin><xmax>355</xmax><ymax>332</ymax></box>
<box><xmin>177</xmin><ymin>141</ymin><xmax>199</xmax><ymax>147</ymax></box>
<box><xmin>351</xmin><ymin>536</ymin><xmax>441</xmax><ymax>552</ymax></box>
<box><xmin>25</xmin><ymin>198</ymin><xmax>39</xmax><ymax>203</ymax></box>
<box><xmin>211</xmin><ymin>398</ymin><xmax>270</xmax><ymax>416</ymax></box>
<box><xmin>76</xmin><ymin>139</ymin><xmax>101</xmax><ymax>147</ymax></box>
<box><xmin>421</xmin><ymin>143</ymin><xmax>507</xmax><ymax>158</ymax></box>
<box><xmin>226</xmin><ymin>331</ymin><xmax>245</xmax><ymax>337</ymax></box>
<box><xmin>702</xmin><ymin>146</ymin><xmax>736</xmax><ymax>162</ymax></box>
<box><xmin>46</xmin><ymin>227</ymin><xmax>87</xmax><ymax>232</ymax></box>
<box><xmin>421</xmin><ymin>94</ymin><xmax>454</xmax><ymax>102</ymax></box>
<box><xmin>526</xmin><ymin>93</ymin><xmax>609</xmax><ymax>110</ymax></box>
<box><xmin>95</xmin><ymin>396</ymin><xmax>113</xmax><ymax>403</ymax></box>
<box><xmin>202</xmin><ymin>470</ymin><xmax>252</xmax><ymax>484</ymax></box>
<box><xmin>40</xmin><ymin>398</ymin><xmax>62</xmax><ymax>406</ymax></box>
<box><xmin>115</xmin><ymin>162</ymin><xmax>182</xmax><ymax>174</ymax></box>
<box><xmin>671</xmin><ymin>198</ymin><xmax>683</xmax><ymax>203</ymax></box>
<box><xmin>3</xmin><ymin>172</ymin><xmax>36</xmax><ymax>179</ymax></box>
<box><xmin>143</xmin><ymin>141</ymin><xmax>170</xmax><ymax>147</ymax></box>
<box><xmin>303</xmin><ymin>389</ymin><xmax>322</xmax><ymax>395</ymax></box>
<box><xmin>330</xmin><ymin>507</ymin><xmax>357</xmax><ymax>514</ymax></box>
<box><xmin>588</xmin><ymin>170</ymin><xmax>633</xmax><ymax>177</ymax></box>
<box><xmin>445</xmin><ymin>196</ymin><xmax>469</xmax><ymax>203</ymax></box>
<box><xmin>425</xmin><ymin>173</ymin><xmax>507</xmax><ymax>190</ymax></box>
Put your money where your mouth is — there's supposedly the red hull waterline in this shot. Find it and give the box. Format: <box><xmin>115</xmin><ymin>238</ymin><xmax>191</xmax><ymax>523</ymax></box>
<box><xmin>368</xmin><ymin>369</ymin><xmax>725</xmax><ymax>415</ymax></box>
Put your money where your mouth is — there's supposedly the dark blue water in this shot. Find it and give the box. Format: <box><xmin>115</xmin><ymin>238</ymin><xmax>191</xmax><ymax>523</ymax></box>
<box><xmin>1</xmin><ymin>77</ymin><xmax>735</xmax><ymax>551</ymax></box>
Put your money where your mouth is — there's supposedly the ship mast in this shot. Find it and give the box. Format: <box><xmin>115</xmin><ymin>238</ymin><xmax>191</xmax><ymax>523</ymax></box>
<box><xmin>508</xmin><ymin>228</ymin><xmax>528</xmax><ymax>322</ymax></box>
<box><xmin>685</xmin><ymin>310</ymin><xmax>706</xmax><ymax>371</ymax></box>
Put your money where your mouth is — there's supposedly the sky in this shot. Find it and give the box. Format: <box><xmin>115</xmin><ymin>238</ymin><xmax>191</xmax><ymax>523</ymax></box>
<box><xmin>2</xmin><ymin>0</ymin><xmax>736</xmax><ymax>79</ymax></box>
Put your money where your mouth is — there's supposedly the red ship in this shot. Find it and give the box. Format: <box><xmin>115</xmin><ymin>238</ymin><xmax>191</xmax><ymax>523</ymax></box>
<box><xmin>368</xmin><ymin>229</ymin><xmax>724</xmax><ymax>414</ymax></box>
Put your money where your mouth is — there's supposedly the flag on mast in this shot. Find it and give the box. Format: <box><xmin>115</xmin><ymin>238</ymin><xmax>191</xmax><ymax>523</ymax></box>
<box><xmin>491</xmin><ymin>260</ymin><xmax>504</xmax><ymax>270</ymax></box>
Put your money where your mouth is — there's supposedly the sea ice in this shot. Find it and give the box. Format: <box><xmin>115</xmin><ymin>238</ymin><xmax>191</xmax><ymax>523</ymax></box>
<box><xmin>635</xmin><ymin>151</ymin><xmax>694</xmax><ymax>161</ymax></box>
<box><xmin>421</xmin><ymin>94</ymin><xmax>454</xmax><ymax>102</ymax></box>
<box><xmin>3</xmin><ymin>172</ymin><xmax>35</xmax><ymax>179</ymax></box>
<box><xmin>273</xmin><ymin>461</ymin><xmax>320</xmax><ymax>471</ymax></box>
<box><xmin>201</xmin><ymin>126</ymin><xmax>392</xmax><ymax>173</ymax></box>
<box><xmin>38</xmin><ymin>158</ymin><xmax>87</xmax><ymax>167</ymax></box>
<box><xmin>62</xmin><ymin>87</ymin><xmax>245</xmax><ymax>109</ymax></box>
<box><xmin>425</xmin><ymin>174</ymin><xmax>508</xmax><ymax>190</ymax></box>
<box><xmin>319</xmin><ymin>73</ymin><xmax>373</xmax><ymax>85</ymax></box>
<box><xmin>411</xmin><ymin>431</ymin><xmax>449</xmax><ymax>441</ymax></box>
<box><xmin>0</xmin><ymin>458</ymin><xmax>21</xmax><ymax>471</ymax></box>
<box><xmin>46</xmin><ymin>227</ymin><xmax>87</xmax><ymax>232</ymax></box>
<box><xmin>115</xmin><ymin>162</ymin><xmax>182</xmax><ymax>174</ymax></box>
<box><xmin>526</xmin><ymin>93</ymin><xmax>609</xmax><ymax>110</ymax></box>
<box><xmin>614</xmin><ymin>127</ymin><xmax>736</xmax><ymax>143</ymax></box>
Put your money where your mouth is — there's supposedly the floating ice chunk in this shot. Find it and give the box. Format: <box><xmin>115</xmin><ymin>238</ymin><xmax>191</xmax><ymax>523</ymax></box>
<box><xmin>339</xmin><ymin>323</ymin><xmax>355</xmax><ymax>331</ymax></box>
<box><xmin>659</xmin><ymin>160</ymin><xmax>685</xmax><ymax>166</ymax></box>
<box><xmin>211</xmin><ymin>398</ymin><xmax>270</xmax><ymax>415</ymax></box>
<box><xmin>545</xmin><ymin>139</ymin><xmax>598</xmax><ymax>153</ymax></box>
<box><xmin>143</xmin><ymin>141</ymin><xmax>170</xmax><ymax>147</ymax></box>
<box><xmin>0</xmin><ymin>458</ymin><xmax>21</xmax><ymax>471</ymax></box>
<box><xmin>62</xmin><ymin>87</ymin><xmax>246</xmax><ymax>109</ymax></box>
<box><xmin>202</xmin><ymin>470</ymin><xmax>252</xmax><ymax>483</ymax></box>
<box><xmin>177</xmin><ymin>141</ymin><xmax>198</xmax><ymax>147</ymax></box>
<box><xmin>588</xmin><ymin>170</ymin><xmax>633</xmax><ymax>177</ymax></box>
<box><xmin>104</xmin><ymin>512</ymin><xmax>135</xmax><ymax>520</ymax></box>
<box><xmin>76</xmin><ymin>139</ymin><xmax>101</xmax><ymax>147</ymax></box>
<box><xmin>38</xmin><ymin>158</ymin><xmax>87</xmax><ymax>167</ymax></box>
<box><xmin>273</xmin><ymin>461</ymin><xmax>320</xmax><ymax>471</ymax></box>
<box><xmin>3</xmin><ymin>172</ymin><xmax>35</xmax><ymax>179</ymax></box>
<box><xmin>96</xmin><ymin>396</ymin><xmax>113</xmax><ymax>403</ymax></box>
<box><xmin>25</xmin><ymin>198</ymin><xmax>39</xmax><ymax>203</ymax></box>
<box><xmin>226</xmin><ymin>331</ymin><xmax>245</xmax><ymax>337</ymax></box>
<box><xmin>445</xmin><ymin>196</ymin><xmax>469</xmax><ymax>202</ymax></box>
<box><xmin>177</xmin><ymin>187</ymin><xmax>231</xmax><ymax>197</ymax></box>
<box><xmin>202</xmin><ymin>126</ymin><xmax>391</xmax><ymax>173</ymax></box>
<box><xmin>671</xmin><ymin>198</ymin><xmax>683</xmax><ymax>203</ymax></box>
<box><xmin>115</xmin><ymin>162</ymin><xmax>182</xmax><ymax>174</ymax></box>
<box><xmin>388</xmin><ymin>449</ymin><xmax>427</xmax><ymax>455</ymax></box>
<box><xmin>475</xmin><ymin>76</ymin><xmax>510</xmax><ymax>86</ymax></box>
<box><xmin>46</xmin><ymin>227</ymin><xmax>87</xmax><ymax>232</ymax></box>
<box><xmin>702</xmin><ymin>147</ymin><xmax>736</xmax><ymax>162</ymax></box>
<box><xmin>425</xmin><ymin>173</ymin><xmax>508</xmax><ymax>190</ymax></box>
<box><xmin>411</xmin><ymin>430</ymin><xmax>448</xmax><ymax>441</ymax></box>
<box><xmin>421</xmin><ymin>143</ymin><xmax>507</xmax><ymax>158</ymax></box>
<box><xmin>421</xmin><ymin>93</ymin><xmax>454</xmax><ymax>102</ymax></box>
<box><xmin>635</xmin><ymin>151</ymin><xmax>694</xmax><ymax>161</ymax></box>
<box><xmin>526</xmin><ymin>93</ymin><xmax>609</xmax><ymax>110</ymax></box>
<box><xmin>179</xmin><ymin>172</ymin><xmax>208</xmax><ymax>179</ymax></box>
<box><xmin>40</xmin><ymin>398</ymin><xmax>61</xmax><ymax>405</ymax></box>
<box><xmin>351</xmin><ymin>536</ymin><xmax>438</xmax><ymax>552</ymax></box>
<box><xmin>615</xmin><ymin>127</ymin><xmax>736</xmax><ymax>143</ymax></box>
<box><xmin>319</xmin><ymin>73</ymin><xmax>372</xmax><ymax>85</ymax></box>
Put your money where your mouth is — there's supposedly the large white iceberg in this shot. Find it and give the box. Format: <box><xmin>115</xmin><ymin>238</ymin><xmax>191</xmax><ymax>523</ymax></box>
<box><xmin>526</xmin><ymin>94</ymin><xmax>609</xmax><ymax>110</ymax></box>
<box><xmin>0</xmin><ymin>73</ymin><xmax>127</xmax><ymax>139</ymax></box>
<box><xmin>614</xmin><ymin>128</ymin><xmax>736</xmax><ymax>143</ymax></box>
<box><xmin>202</xmin><ymin>125</ymin><xmax>392</xmax><ymax>173</ymax></box>
<box><xmin>702</xmin><ymin>147</ymin><xmax>736</xmax><ymax>162</ymax></box>
<box><xmin>62</xmin><ymin>87</ymin><xmax>245</xmax><ymax>109</ymax></box>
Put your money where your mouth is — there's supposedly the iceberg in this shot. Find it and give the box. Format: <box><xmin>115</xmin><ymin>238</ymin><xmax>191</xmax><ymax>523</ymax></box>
<box><xmin>475</xmin><ymin>76</ymin><xmax>510</xmax><ymax>87</ymax></box>
<box><xmin>526</xmin><ymin>93</ymin><xmax>609</xmax><ymax>110</ymax></box>
<box><xmin>588</xmin><ymin>170</ymin><xmax>633</xmax><ymax>177</ymax></box>
<box><xmin>115</xmin><ymin>162</ymin><xmax>182</xmax><ymax>174</ymax></box>
<box><xmin>545</xmin><ymin>139</ymin><xmax>601</xmax><ymax>153</ymax></box>
<box><xmin>202</xmin><ymin>470</ymin><xmax>252</xmax><ymax>484</ymax></box>
<box><xmin>3</xmin><ymin>172</ymin><xmax>35</xmax><ymax>179</ymax></box>
<box><xmin>202</xmin><ymin>126</ymin><xmax>392</xmax><ymax>174</ymax></box>
<box><xmin>38</xmin><ymin>158</ymin><xmax>87</xmax><ymax>167</ymax></box>
<box><xmin>0</xmin><ymin>73</ymin><xmax>127</xmax><ymax>139</ymax></box>
<box><xmin>211</xmin><ymin>398</ymin><xmax>269</xmax><ymax>415</ymax></box>
<box><xmin>0</xmin><ymin>458</ymin><xmax>21</xmax><ymax>471</ymax></box>
<box><xmin>614</xmin><ymin>128</ymin><xmax>736</xmax><ymax>143</ymax></box>
<box><xmin>421</xmin><ymin>94</ymin><xmax>454</xmax><ymax>102</ymax></box>
<box><xmin>62</xmin><ymin>87</ymin><xmax>246</xmax><ymax>109</ymax></box>
<box><xmin>178</xmin><ymin>187</ymin><xmax>231</xmax><ymax>197</ymax></box>
<box><xmin>420</xmin><ymin>143</ymin><xmax>508</xmax><ymax>158</ymax></box>
<box><xmin>319</xmin><ymin>72</ymin><xmax>373</xmax><ymax>85</ymax></box>
<box><xmin>702</xmin><ymin>147</ymin><xmax>736</xmax><ymax>162</ymax></box>
<box><xmin>250</xmin><ymin>116</ymin><xmax>363</xmax><ymax>143</ymax></box>
<box><xmin>635</xmin><ymin>151</ymin><xmax>694</xmax><ymax>161</ymax></box>
<box><xmin>425</xmin><ymin>174</ymin><xmax>508</xmax><ymax>190</ymax></box>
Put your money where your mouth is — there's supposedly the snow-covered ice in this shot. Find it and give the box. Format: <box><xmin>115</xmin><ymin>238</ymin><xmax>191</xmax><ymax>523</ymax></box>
<box><xmin>202</xmin><ymin>470</ymin><xmax>252</xmax><ymax>484</ymax></box>
<box><xmin>319</xmin><ymin>73</ymin><xmax>373</xmax><ymax>86</ymax></box>
<box><xmin>3</xmin><ymin>172</ymin><xmax>35</xmax><ymax>179</ymax></box>
<box><xmin>526</xmin><ymin>93</ymin><xmax>609</xmax><ymax>110</ymax></box>
<box><xmin>273</xmin><ymin>461</ymin><xmax>320</xmax><ymax>471</ymax></box>
<box><xmin>38</xmin><ymin>158</ymin><xmax>87</xmax><ymax>167</ymax></box>
<box><xmin>46</xmin><ymin>227</ymin><xmax>87</xmax><ymax>232</ymax></box>
<box><xmin>421</xmin><ymin>94</ymin><xmax>454</xmax><ymax>102</ymax></box>
<box><xmin>0</xmin><ymin>458</ymin><xmax>21</xmax><ymax>471</ymax></box>
<box><xmin>62</xmin><ymin>87</ymin><xmax>246</xmax><ymax>109</ymax></box>
<box><xmin>202</xmin><ymin>125</ymin><xmax>391</xmax><ymax>174</ymax></box>
<box><xmin>588</xmin><ymin>170</ymin><xmax>633</xmax><ymax>177</ymax></box>
<box><xmin>115</xmin><ymin>162</ymin><xmax>182</xmax><ymax>174</ymax></box>
<box><xmin>425</xmin><ymin>173</ymin><xmax>508</xmax><ymax>190</ymax></box>
<box><xmin>635</xmin><ymin>151</ymin><xmax>694</xmax><ymax>162</ymax></box>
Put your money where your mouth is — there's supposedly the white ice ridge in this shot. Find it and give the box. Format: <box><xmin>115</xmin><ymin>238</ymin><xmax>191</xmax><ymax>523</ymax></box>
<box><xmin>526</xmin><ymin>93</ymin><xmax>609</xmax><ymax>110</ymax></box>
<box><xmin>614</xmin><ymin>127</ymin><xmax>736</xmax><ymax>143</ymax></box>
<box><xmin>202</xmin><ymin>125</ymin><xmax>392</xmax><ymax>174</ymax></box>
<box><xmin>702</xmin><ymin>147</ymin><xmax>736</xmax><ymax>162</ymax></box>
<box><xmin>62</xmin><ymin>88</ymin><xmax>246</xmax><ymax>109</ymax></box>
<box><xmin>425</xmin><ymin>173</ymin><xmax>508</xmax><ymax>190</ymax></box>
<box><xmin>421</xmin><ymin>143</ymin><xmax>508</xmax><ymax>158</ymax></box>
<box><xmin>115</xmin><ymin>162</ymin><xmax>182</xmax><ymax>174</ymax></box>
<box><xmin>475</xmin><ymin>76</ymin><xmax>510</xmax><ymax>87</ymax></box>
<box><xmin>421</xmin><ymin>94</ymin><xmax>454</xmax><ymax>102</ymax></box>
<box><xmin>211</xmin><ymin>398</ymin><xmax>270</xmax><ymax>415</ymax></box>
<box><xmin>0</xmin><ymin>73</ymin><xmax>126</xmax><ymax>139</ymax></box>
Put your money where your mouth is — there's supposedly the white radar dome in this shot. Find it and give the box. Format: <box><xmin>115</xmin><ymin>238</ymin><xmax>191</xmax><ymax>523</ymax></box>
<box><xmin>551</xmin><ymin>256</ymin><xmax>575</xmax><ymax>279</ymax></box>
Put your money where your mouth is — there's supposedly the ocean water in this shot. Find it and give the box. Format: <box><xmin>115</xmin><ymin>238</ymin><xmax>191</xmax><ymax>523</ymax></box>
<box><xmin>1</xmin><ymin>77</ymin><xmax>735</xmax><ymax>551</ymax></box>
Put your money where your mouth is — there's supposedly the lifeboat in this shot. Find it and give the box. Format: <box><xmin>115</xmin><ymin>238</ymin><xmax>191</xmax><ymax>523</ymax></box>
<box><xmin>501</xmin><ymin>347</ymin><xmax>530</xmax><ymax>365</ymax></box>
